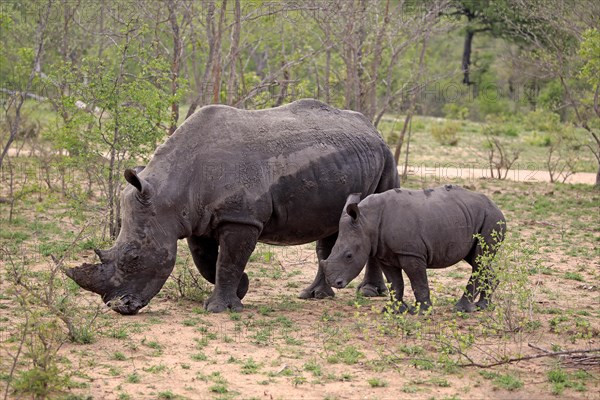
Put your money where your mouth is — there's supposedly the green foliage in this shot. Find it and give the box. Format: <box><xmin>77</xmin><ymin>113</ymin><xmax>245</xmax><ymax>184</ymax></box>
<box><xmin>579</xmin><ymin>28</ymin><xmax>600</xmax><ymax>87</ymax></box>
<box><xmin>241</xmin><ymin>358</ymin><xmax>261</xmax><ymax>375</ymax></box>
<box><xmin>493</xmin><ymin>373</ymin><xmax>523</xmax><ymax>391</ymax></box>
<box><xmin>524</xmin><ymin>110</ymin><xmax>561</xmax><ymax>132</ymax></box>
<box><xmin>475</xmin><ymin>230</ymin><xmax>539</xmax><ymax>334</ymax></box>
<box><xmin>367</xmin><ymin>377</ymin><xmax>388</xmax><ymax>388</ymax></box>
<box><xmin>443</xmin><ymin>103</ymin><xmax>470</xmax><ymax>120</ymax></box>
<box><xmin>538</xmin><ymin>80</ymin><xmax>565</xmax><ymax>112</ymax></box>
<box><xmin>10</xmin><ymin>319</ymin><xmax>70</xmax><ymax>397</ymax></box>
<box><xmin>327</xmin><ymin>345</ymin><xmax>364</xmax><ymax>365</ymax></box>
<box><xmin>483</xmin><ymin>116</ymin><xmax>520</xmax><ymax>137</ymax></box>
<box><xmin>12</xmin><ymin>365</ymin><xmax>70</xmax><ymax>398</ymax></box>
<box><xmin>163</xmin><ymin>259</ymin><xmax>210</xmax><ymax>303</ymax></box>
<box><xmin>548</xmin><ymin>365</ymin><xmax>588</xmax><ymax>395</ymax></box>
<box><xmin>431</xmin><ymin>121</ymin><xmax>461</xmax><ymax>146</ymax></box>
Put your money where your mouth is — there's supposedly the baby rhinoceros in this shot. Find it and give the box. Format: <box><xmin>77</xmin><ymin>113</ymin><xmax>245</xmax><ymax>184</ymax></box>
<box><xmin>322</xmin><ymin>185</ymin><xmax>506</xmax><ymax>314</ymax></box>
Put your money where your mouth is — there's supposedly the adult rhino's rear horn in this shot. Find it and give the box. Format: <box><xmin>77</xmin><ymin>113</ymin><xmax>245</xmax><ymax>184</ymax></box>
<box><xmin>64</xmin><ymin>262</ymin><xmax>115</xmax><ymax>296</ymax></box>
<box><xmin>94</xmin><ymin>248</ymin><xmax>111</xmax><ymax>264</ymax></box>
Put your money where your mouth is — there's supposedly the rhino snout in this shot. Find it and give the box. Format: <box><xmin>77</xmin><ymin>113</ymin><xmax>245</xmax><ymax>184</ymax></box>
<box><xmin>332</xmin><ymin>278</ymin><xmax>347</xmax><ymax>289</ymax></box>
<box><xmin>321</xmin><ymin>260</ymin><xmax>348</xmax><ymax>289</ymax></box>
<box><xmin>105</xmin><ymin>294</ymin><xmax>145</xmax><ymax>315</ymax></box>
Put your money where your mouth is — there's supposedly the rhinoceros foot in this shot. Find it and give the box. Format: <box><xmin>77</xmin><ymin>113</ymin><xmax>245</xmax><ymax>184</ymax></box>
<box><xmin>357</xmin><ymin>281</ymin><xmax>388</xmax><ymax>297</ymax></box>
<box><xmin>204</xmin><ymin>293</ymin><xmax>243</xmax><ymax>313</ymax></box>
<box><xmin>236</xmin><ymin>273</ymin><xmax>249</xmax><ymax>300</ymax></box>
<box><xmin>454</xmin><ymin>296</ymin><xmax>477</xmax><ymax>313</ymax></box>
<box><xmin>475</xmin><ymin>298</ymin><xmax>491</xmax><ymax>311</ymax></box>
<box><xmin>382</xmin><ymin>300</ymin><xmax>416</xmax><ymax>315</ymax></box>
<box><xmin>298</xmin><ymin>283</ymin><xmax>335</xmax><ymax>300</ymax></box>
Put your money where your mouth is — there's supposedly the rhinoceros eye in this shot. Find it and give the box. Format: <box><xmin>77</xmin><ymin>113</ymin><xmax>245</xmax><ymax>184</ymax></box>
<box><xmin>345</xmin><ymin>253</ymin><xmax>353</xmax><ymax>261</ymax></box>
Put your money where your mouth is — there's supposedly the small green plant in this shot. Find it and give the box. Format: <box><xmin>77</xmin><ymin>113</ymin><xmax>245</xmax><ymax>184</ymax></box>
<box><xmin>164</xmin><ymin>260</ymin><xmax>209</xmax><ymax>302</ymax></box>
<box><xmin>241</xmin><ymin>358</ymin><xmax>261</xmax><ymax>374</ymax></box>
<box><xmin>191</xmin><ymin>352</ymin><xmax>207</xmax><ymax>361</ymax></box>
<box><xmin>547</xmin><ymin>365</ymin><xmax>588</xmax><ymax>394</ymax></box>
<box><xmin>209</xmin><ymin>384</ymin><xmax>228</xmax><ymax>394</ymax></box>
<box><xmin>127</xmin><ymin>373</ymin><xmax>140</xmax><ymax>383</ymax></box>
<box><xmin>113</xmin><ymin>352</ymin><xmax>126</xmax><ymax>361</ymax></box>
<box><xmin>292</xmin><ymin>376</ymin><xmax>307</xmax><ymax>386</ymax></box>
<box><xmin>144</xmin><ymin>364</ymin><xmax>167</xmax><ymax>374</ymax></box>
<box><xmin>493</xmin><ymin>373</ymin><xmax>523</xmax><ymax>391</ymax></box>
<box><xmin>368</xmin><ymin>377</ymin><xmax>388</xmax><ymax>388</ymax></box>
<box><xmin>157</xmin><ymin>390</ymin><xmax>177</xmax><ymax>399</ymax></box>
<box><xmin>328</xmin><ymin>345</ymin><xmax>364</xmax><ymax>365</ymax></box>
<box><xmin>564</xmin><ymin>272</ymin><xmax>584</xmax><ymax>281</ymax></box>
<box><xmin>303</xmin><ymin>360</ymin><xmax>322</xmax><ymax>377</ymax></box>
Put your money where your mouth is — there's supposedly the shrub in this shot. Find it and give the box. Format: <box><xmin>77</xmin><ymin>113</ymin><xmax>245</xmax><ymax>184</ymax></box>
<box><xmin>431</xmin><ymin>121</ymin><xmax>460</xmax><ymax>146</ymax></box>
<box><xmin>443</xmin><ymin>103</ymin><xmax>469</xmax><ymax>120</ymax></box>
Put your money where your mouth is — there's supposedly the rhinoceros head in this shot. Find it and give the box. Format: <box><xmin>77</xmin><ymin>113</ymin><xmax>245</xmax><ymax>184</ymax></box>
<box><xmin>322</xmin><ymin>193</ymin><xmax>372</xmax><ymax>289</ymax></box>
<box><xmin>66</xmin><ymin>168</ymin><xmax>178</xmax><ymax>315</ymax></box>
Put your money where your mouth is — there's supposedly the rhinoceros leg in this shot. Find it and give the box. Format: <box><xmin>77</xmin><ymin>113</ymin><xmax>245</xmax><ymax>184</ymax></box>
<box><xmin>204</xmin><ymin>224</ymin><xmax>259</xmax><ymax>313</ymax></box>
<box><xmin>379</xmin><ymin>264</ymin><xmax>413</xmax><ymax>314</ymax></box>
<box><xmin>457</xmin><ymin>236</ymin><xmax>500</xmax><ymax>312</ymax></box>
<box><xmin>399</xmin><ymin>257</ymin><xmax>432</xmax><ymax>314</ymax></box>
<box><xmin>356</xmin><ymin>257</ymin><xmax>388</xmax><ymax>297</ymax></box>
<box><xmin>299</xmin><ymin>234</ymin><xmax>337</xmax><ymax>299</ymax></box>
<box><xmin>188</xmin><ymin>236</ymin><xmax>250</xmax><ymax>301</ymax></box>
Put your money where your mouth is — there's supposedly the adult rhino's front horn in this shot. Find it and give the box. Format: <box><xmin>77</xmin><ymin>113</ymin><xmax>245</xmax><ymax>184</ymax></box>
<box><xmin>64</xmin><ymin>261</ymin><xmax>116</xmax><ymax>297</ymax></box>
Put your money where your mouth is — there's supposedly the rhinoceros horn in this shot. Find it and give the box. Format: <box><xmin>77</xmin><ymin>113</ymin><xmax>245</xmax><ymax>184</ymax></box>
<box><xmin>94</xmin><ymin>248</ymin><xmax>110</xmax><ymax>264</ymax></box>
<box><xmin>64</xmin><ymin>262</ymin><xmax>115</xmax><ymax>296</ymax></box>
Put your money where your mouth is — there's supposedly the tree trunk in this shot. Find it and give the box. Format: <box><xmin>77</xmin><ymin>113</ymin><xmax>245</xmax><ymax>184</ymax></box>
<box><xmin>324</xmin><ymin>47</ymin><xmax>330</xmax><ymax>104</ymax></box>
<box><xmin>211</xmin><ymin>0</ymin><xmax>227</xmax><ymax>104</ymax></box>
<box><xmin>226</xmin><ymin>0</ymin><xmax>241</xmax><ymax>106</ymax></box>
<box><xmin>186</xmin><ymin>0</ymin><xmax>217</xmax><ymax>119</ymax></box>
<box><xmin>462</xmin><ymin>28</ymin><xmax>475</xmax><ymax>86</ymax></box>
<box><xmin>168</xmin><ymin>0</ymin><xmax>183</xmax><ymax>135</ymax></box>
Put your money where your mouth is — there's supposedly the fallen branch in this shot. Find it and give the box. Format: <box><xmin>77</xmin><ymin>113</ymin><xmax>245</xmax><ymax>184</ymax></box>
<box><xmin>459</xmin><ymin>345</ymin><xmax>600</xmax><ymax>368</ymax></box>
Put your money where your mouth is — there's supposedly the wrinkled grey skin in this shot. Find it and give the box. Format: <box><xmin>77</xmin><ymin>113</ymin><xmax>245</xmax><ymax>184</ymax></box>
<box><xmin>322</xmin><ymin>185</ymin><xmax>506</xmax><ymax>314</ymax></box>
<box><xmin>66</xmin><ymin>99</ymin><xmax>399</xmax><ymax>314</ymax></box>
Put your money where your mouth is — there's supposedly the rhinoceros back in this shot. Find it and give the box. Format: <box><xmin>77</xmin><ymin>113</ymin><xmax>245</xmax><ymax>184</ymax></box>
<box><xmin>144</xmin><ymin>100</ymin><xmax>399</xmax><ymax>244</ymax></box>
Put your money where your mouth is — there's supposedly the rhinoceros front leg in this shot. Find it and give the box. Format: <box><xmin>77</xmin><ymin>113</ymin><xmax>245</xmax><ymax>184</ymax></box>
<box><xmin>299</xmin><ymin>234</ymin><xmax>336</xmax><ymax>299</ymax></box>
<box><xmin>204</xmin><ymin>224</ymin><xmax>259</xmax><ymax>313</ymax></box>
<box><xmin>356</xmin><ymin>257</ymin><xmax>388</xmax><ymax>297</ymax></box>
<box><xmin>187</xmin><ymin>236</ymin><xmax>249</xmax><ymax>300</ymax></box>
<box><xmin>380</xmin><ymin>264</ymin><xmax>413</xmax><ymax>314</ymax></box>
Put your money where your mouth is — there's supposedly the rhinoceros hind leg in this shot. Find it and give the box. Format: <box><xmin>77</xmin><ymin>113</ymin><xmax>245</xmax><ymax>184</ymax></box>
<box><xmin>299</xmin><ymin>234</ymin><xmax>337</xmax><ymax>299</ymax></box>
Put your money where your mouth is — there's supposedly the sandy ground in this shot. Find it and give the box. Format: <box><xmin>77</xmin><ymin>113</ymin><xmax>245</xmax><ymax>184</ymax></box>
<box><xmin>400</xmin><ymin>165</ymin><xmax>598</xmax><ymax>185</ymax></box>
<box><xmin>3</xmin><ymin>236</ymin><xmax>598</xmax><ymax>399</ymax></box>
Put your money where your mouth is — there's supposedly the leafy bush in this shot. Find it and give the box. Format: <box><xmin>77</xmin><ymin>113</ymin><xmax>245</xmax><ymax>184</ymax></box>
<box><xmin>524</xmin><ymin>110</ymin><xmax>561</xmax><ymax>132</ymax></box>
<box><xmin>483</xmin><ymin>116</ymin><xmax>520</xmax><ymax>137</ymax></box>
<box><xmin>431</xmin><ymin>121</ymin><xmax>460</xmax><ymax>146</ymax></box>
<box><xmin>443</xmin><ymin>103</ymin><xmax>469</xmax><ymax>120</ymax></box>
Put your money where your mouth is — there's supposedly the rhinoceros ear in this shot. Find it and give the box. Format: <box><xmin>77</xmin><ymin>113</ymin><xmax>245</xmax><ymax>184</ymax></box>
<box><xmin>124</xmin><ymin>168</ymin><xmax>151</xmax><ymax>196</ymax></box>
<box><xmin>344</xmin><ymin>193</ymin><xmax>361</xmax><ymax>222</ymax></box>
<box><xmin>346</xmin><ymin>203</ymin><xmax>360</xmax><ymax>221</ymax></box>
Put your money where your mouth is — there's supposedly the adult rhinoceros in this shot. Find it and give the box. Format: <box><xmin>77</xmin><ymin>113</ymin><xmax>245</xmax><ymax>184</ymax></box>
<box><xmin>66</xmin><ymin>99</ymin><xmax>399</xmax><ymax>314</ymax></box>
